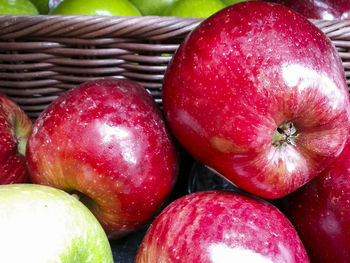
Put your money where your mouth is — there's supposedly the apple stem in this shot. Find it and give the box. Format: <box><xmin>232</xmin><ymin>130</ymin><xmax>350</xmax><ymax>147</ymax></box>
<box><xmin>71</xmin><ymin>193</ymin><xmax>80</xmax><ymax>201</ymax></box>
<box><xmin>272</xmin><ymin>121</ymin><xmax>299</xmax><ymax>148</ymax></box>
<box><xmin>13</xmin><ymin>114</ymin><xmax>31</xmax><ymax>157</ymax></box>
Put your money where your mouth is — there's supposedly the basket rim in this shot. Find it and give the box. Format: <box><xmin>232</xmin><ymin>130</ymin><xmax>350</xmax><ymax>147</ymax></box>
<box><xmin>1</xmin><ymin>14</ymin><xmax>350</xmax><ymax>40</ymax></box>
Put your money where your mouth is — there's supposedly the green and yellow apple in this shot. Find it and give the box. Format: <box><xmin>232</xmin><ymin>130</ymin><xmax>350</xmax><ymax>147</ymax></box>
<box><xmin>51</xmin><ymin>0</ymin><xmax>141</xmax><ymax>16</ymax></box>
<box><xmin>0</xmin><ymin>0</ymin><xmax>39</xmax><ymax>14</ymax></box>
<box><xmin>0</xmin><ymin>184</ymin><xmax>113</xmax><ymax>263</ymax></box>
<box><xmin>163</xmin><ymin>0</ymin><xmax>226</xmax><ymax>17</ymax></box>
<box><xmin>130</xmin><ymin>0</ymin><xmax>177</xmax><ymax>15</ymax></box>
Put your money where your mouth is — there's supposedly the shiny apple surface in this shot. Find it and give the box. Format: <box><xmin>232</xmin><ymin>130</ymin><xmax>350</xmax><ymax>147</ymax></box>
<box><xmin>0</xmin><ymin>184</ymin><xmax>113</xmax><ymax>263</ymax></box>
<box><xmin>282</xmin><ymin>136</ymin><xmax>350</xmax><ymax>262</ymax></box>
<box><xmin>268</xmin><ymin>0</ymin><xmax>350</xmax><ymax>20</ymax></box>
<box><xmin>162</xmin><ymin>1</ymin><xmax>350</xmax><ymax>198</ymax></box>
<box><xmin>0</xmin><ymin>94</ymin><xmax>32</xmax><ymax>184</ymax></box>
<box><xmin>26</xmin><ymin>79</ymin><xmax>178</xmax><ymax>239</ymax></box>
<box><xmin>136</xmin><ymin>191</ymin><xmax>309</xmax><ymax>262</ymax></box>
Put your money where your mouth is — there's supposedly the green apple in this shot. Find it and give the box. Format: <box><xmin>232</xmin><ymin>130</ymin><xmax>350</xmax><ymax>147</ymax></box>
<box><xmin>51</xmin><ymin>0</ymin><xmax>141</xmax><ymax>16</ymax></box>
<box><xmin>130</xmin><ymin>0</ymin><xmax>178</xmax><ymax>15</ymax></box>
<box><xmin>0</xmin><ymin>184</ymin><xmax>113</xmax><ymax>263</ymax></box>
<box><xmin>163</xmin><ymin>0</ymin><xmax>226</xmax><ymax>17</ymax></box>
<box><xmin>29</xmin><ymin>0</ymin><xmax>62</xmax><ymax>14</ymax></box>
<box><xmin>222</xmin><ymin>0</ymin><xmax>246</xmax><ymax>6</ymax></box>
<box><xmin>30</xmin><ymin>0</ymin><xmax>49</xmax><ymax>13</ymax></box>
<box><xmin>0</xmin><ymin>0</ymin><xmax>39</xmax><ymax>14</ymax></box>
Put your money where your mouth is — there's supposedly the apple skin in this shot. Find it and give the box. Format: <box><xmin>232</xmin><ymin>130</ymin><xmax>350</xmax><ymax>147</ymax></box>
<box><xmin>163</xmin><ymin>0</ymin><xmax>226</xmax><ymax>18</ymax></box>
<box><xmin>0</xmin><ymin>184</ymin><xmax>113</xmax><ymax>263</ymax></box>
<box><xmin>30</xmin><ymin>0</ymin><xmax>63</xmax><ymax>14</ymax></box>
<box><xmin>26</xmin><ymin>78</ymin><xmax>178</xmax><ymax>239</ymax></box>
<box><xmin>222</xmin><ymin>0</ymin><xmax>246</xmax><ymax>6</ymax></box>
<box><xmin>281</xmin><ymin>136</ymin><xmax>350</xmax><ymax>262</ymax></box>
<box><xmin>0</xmin><ymin>94</ymin><xmax>32</xmax><ymax>184</ymax></box>
<box><xmin>51</xmin><ymin>0</ymin><xmax>141</xmax><ymax>16</ymax></box>
<box><xmin>135</xmin><ymin>191</ymin><xmax>309</xmax><ymax>262</ymax></box>
<box><xmin>162</xmin><ymin>1</ymin><xmax>350</xmax><ymax>199</ymax></box>
<box><xmin>0</xmin><ymin>0</ymin><xmax>39</xmax><ymax>14</ymax></box>
<box><xmin>266</xmin><ymin>0</ymin><xmax>350</xmax><ymax>20</ymax></box>
<box><xmin>129</xmin><ymin>0</ymin><xmax>177</xmax><ymax>16</ymax></box>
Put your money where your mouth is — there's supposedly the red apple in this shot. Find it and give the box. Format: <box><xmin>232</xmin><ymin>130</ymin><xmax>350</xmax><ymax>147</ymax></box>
<box><xmin>281</xmin><ymin>136</ymin><xmax>350</xmax><ymax>262</ymax></box>
<box><xmin>162</xmin><ymin>1</ymin><xmax>350</xmax><ymax>199</ymax></box>
<box><xmin>0</xmin><ymin>94</ymin><xmax>32</xmax><ymax>184</ymax></box>
<box><xmin>26</xmin><ymin>78</ymin><xmax>178</xmax><ymax>239</ymax></box>
<box><xmin>266</xmin><ymin>0</ymin><xmax>350</xmax><ymax>20</ymax></box>
<box><xmin>135</xmin><ymin>191</ymin><xmax>309</xmax><ymax>262</ymax></box>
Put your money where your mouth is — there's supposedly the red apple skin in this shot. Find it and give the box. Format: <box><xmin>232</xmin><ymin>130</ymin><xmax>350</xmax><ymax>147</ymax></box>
<box><xmin>26</xmin><ymin>78</ymin><xmax>178</xmax><ymax>239</ymax></box>
<box><xmin>162</xmin><ymin>1</ymin><xmax>350</xmax><ymax>199</ymax></box>
<box><xmin>0</xmin><ymin>94</ymin><xmax>32</xmax><ymax>184</ymax></box>
<box><xmin>266</xmin><ymin>0</ymin><xmax>350</xmax><ymax>20</ymax></box>
<box><xmin>135</xmin><ymin>191</ymin><xmax>309</xmax><ymax>262</ymax></box>
<box><xmin>281</xmin><ymin>136</ymin><xmax>350</xmax><ymax>263</ymax></box>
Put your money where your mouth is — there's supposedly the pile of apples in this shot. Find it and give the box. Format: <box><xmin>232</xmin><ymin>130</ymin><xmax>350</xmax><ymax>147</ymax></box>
<box><xmin>0</xmin><ymin>0</ymin><xmax>226</xmax><ymax>17</ymax></box>
<box><xmin>1</xmin><ymin>1</ymin><xmax>350</xmax><ymax>263</ymax></box>
<box><xmin>2</xmin><ymin>0</ymin><xmax>350</xmax><ymax>20</ymax></box>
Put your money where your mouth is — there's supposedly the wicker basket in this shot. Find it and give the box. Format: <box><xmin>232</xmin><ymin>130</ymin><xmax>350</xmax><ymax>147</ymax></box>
<box><xmin>1</xmin><ymin>15</ymin><xmax>350</xmax><ymax>119</ymax></box>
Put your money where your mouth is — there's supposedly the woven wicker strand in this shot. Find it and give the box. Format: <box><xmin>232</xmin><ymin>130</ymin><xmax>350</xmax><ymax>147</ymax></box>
<box><xmin>1</xmin><ymin>15</ymin><xmax>350</xmax><ymax>118</ymax></box>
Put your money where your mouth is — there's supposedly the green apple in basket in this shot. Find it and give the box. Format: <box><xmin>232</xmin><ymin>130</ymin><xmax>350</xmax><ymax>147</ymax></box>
<box><xmin>0</xmin><ymin>0</ymin><xmax>39</xmax><ymax>14</ymax></box>
<box><xmin>163</xmin><ymin>0</ymin><xmax>226</xmax><ymax>17</ymax></box>
<box><xmin>0</xmin><ymin>184</ymin><xmax>113</xmax><ymax>263</ymax></box>
<box><xmin>221</xmin><ymin>0</ymin><xmax>246</xmax><ymax>6</ymax></box>
<box><xmin>129</xmin><ymin>0</ymin><xmax>178</xmax><ymax>15</ymax></box>
<box><xmin>29</xmin><ymin>0</ymin><xmax>62</xmax><ymax>14</ymax></box>
<box><xmin>51</xmin><ymin>0</ymin><xmax>141</xmax><ymax>16</ymax></box>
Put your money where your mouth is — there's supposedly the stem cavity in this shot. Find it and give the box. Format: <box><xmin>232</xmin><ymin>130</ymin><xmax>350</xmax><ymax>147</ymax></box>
<box><xmin>272</xmin><ymin>121</ymin><xmax>299</xmax><ymax>148</ymax></box>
